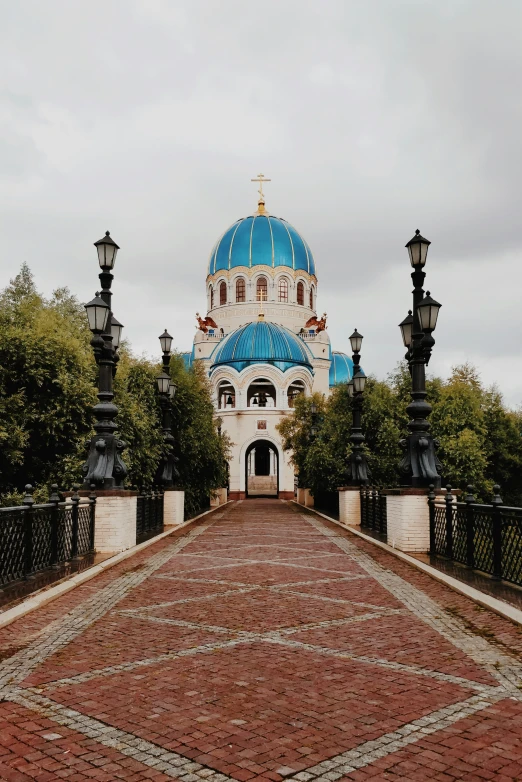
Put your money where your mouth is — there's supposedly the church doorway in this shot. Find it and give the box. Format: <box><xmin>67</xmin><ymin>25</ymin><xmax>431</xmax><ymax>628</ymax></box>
<box><xmin>245</xmin><ymin>439</ymin><xmax>279</xmax><ymax>497</ymax></box>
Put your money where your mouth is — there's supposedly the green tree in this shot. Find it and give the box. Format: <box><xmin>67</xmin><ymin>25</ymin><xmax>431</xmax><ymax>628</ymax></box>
<box><xmin>278</xmin><ymin>360</ymin><xmax>522</xmax><ymax>503</ymax></box>
<box><xmin>0</xmin><ymin>266</ymin><xmax>230</xmax><ymax>513</ymax></box>
<box><xmin>113</xmin><ymin>350</ymin><xmax>164</xmax><ymax>488</ymax></box>
<box><xmin>277</xmin><ymin>393</ymin><xmax>330</xmax><ymax>490</ymax></box>
<box><xmin>0</xmin><ymin>266</ymin><xmax>96</xmax><ymax>498</ymax></box>
<box><xmin>170</xmin><ymin>357</ymin><xmax>230</xmax><ymax>517</ymax></box>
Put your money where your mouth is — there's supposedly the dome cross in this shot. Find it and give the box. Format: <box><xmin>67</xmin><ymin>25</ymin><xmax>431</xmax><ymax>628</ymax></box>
<box><xmin>251</xmin><ymin>173</ymin><xmax>271</xmax><ymax>214</ymax></box>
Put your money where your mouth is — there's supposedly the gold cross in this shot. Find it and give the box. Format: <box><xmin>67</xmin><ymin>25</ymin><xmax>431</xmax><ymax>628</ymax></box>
<box><xmin>257</xmin><ymin>286</ymin><xmax>267</xmax><ymax>319</ymax></box>
<box><xmin>251</xmin><ymin>173</ymin><xmax>271</xmax><ymax>202</ymax></box>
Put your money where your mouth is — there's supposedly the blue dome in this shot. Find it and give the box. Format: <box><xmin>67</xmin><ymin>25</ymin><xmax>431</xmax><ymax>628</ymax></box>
<box><xmin>211</xmin><ymin>321</ymin><xmax>314</xmax><ymax>373</ymax></box>
<box><xmin>208</xmin><ymin>214</ymin><xmax>315</xmax><ymax>276</ymax></box>
<box><xmin>329</xmin><ymin>351</ymin><xmax>355</xmax><ymax>387</ymax></box>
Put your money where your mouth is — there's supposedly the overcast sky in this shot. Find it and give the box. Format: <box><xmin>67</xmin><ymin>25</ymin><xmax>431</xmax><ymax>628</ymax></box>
<box><xmin>2</xmin><ymin>0</ymin><xmax>522</xmax><ymax>404</ymax></box>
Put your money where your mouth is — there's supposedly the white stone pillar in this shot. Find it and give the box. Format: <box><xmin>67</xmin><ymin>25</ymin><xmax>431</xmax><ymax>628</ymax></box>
<box><xmin>163</xmin><ymin>489</ymin><xmax>185</xmax><ymax>526</ymax></box>
<box><xmin>211</xmin><ymin>488</ymin><xmax>227</xmax><ymax>507</ymax></box>
<box><xmin>338</xmin><ymin>486</ymin><xmax>361</xmax><ymax>527</ymax></box>
<box><xmin>304</xmin><ymin>488</ymin><xmax>314</xmax><ymax>508</ymax></box>
<box><xmin>383</xmin><ymin>489</ymin><xmax>430</xmax><ymax>552</ymax></box>
<box><xmin>93</xmin><ymin>491</ymin><xmax>138</xmax><ymax>554</ymax></box>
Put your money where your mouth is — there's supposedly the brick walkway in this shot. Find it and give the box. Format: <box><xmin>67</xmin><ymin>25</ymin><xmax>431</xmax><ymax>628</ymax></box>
<box><xmin>0</xmin><ymin>500</ymin><xmax>521</xmax><ymax>782</ymax></box>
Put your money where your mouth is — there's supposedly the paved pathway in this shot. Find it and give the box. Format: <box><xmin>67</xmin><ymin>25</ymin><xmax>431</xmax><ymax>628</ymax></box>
<box><xmin>1</xmin><ymin>500</ymin><xmax>522</xmax><ymax>782</ymax></box>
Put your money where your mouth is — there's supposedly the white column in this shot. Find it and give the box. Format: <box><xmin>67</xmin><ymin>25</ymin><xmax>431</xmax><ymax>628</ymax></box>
<box><xmin>164</xmin><ymin>490</ymin><xmax>185</xmax><ymax>526</ymax></box>
<box><xmin>304</xmin><ymin>489</ymin><xmax>314</xmax><ymax>508</ymax></box>
<box><xmin>338</xmin><ymin>487</ymin><xmax>361</xmax><ymax>527</ymax></box>
<box><xmin>384</xmin><ymin>490</ymin><xmax>429</xmax><ymax>552</ymax></box>
<box><xmin>94</xmin><ymin>493</ymin><xmax>137</xmax><ymax>553</ymax></box>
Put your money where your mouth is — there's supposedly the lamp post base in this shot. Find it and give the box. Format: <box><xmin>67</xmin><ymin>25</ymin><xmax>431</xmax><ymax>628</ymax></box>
<box><xmin>82</xmin><ymin>432</ymin><xmax>128</xmax><ymax>490</ymax></box>
<box><xmin>399</xmin><ymin>433</ymin><xmax>441</xmax><ymax>489</ymax></box>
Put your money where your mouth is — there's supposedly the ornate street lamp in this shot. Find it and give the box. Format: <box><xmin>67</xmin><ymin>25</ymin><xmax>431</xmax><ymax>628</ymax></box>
<box><xmin>399</xmin><ymin>309</ymin><xmax>413</xmax><ymax>347</ymax></box>
<box><xmin>110</xmin><ymin>315</ymin><xmax>124</xmax><ymax>349</ymax></box>
<box><xmin>345</xmin><ymin>329</ymin><xmax>369</xmax><ymax>485</ymax></box>
<box><xmin>85</xmin><ymin>293</ymin><xmax>109</xmax><ymax>334</ymax></box>
<box><xmin>94</xmin><ymin>230</ymin><xmax>119</xmax><ymax>270</ymax></box>
<box><xmin>83</xmin><ymin>232</ymin><xmax>128</xmax><ymax>489</ymax></box>
<box><xmin>155</xmin><ymin>330</ymin><xmax>179</xmax><ymax>488</ymax></box>
<box><xmin>398</xmin><ymin>230</ymin><xmax>442</xmax><ymax>488</ymax></box>
<box><xmin>398</xmin><ymin>309</ymin><xmax>414</xmax><ymax>374</ymax></box>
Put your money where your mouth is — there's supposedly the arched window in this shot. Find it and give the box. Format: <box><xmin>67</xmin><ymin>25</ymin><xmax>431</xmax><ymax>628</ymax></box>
<box><xmin>278</xmin><ymin>277</ymin><xmax>288</xmax><ymax>303</ymax></box>
<box><xmin>256</xmin><ymin>276</ymin><xmax>268</xmax><ymax>302</ymax></box>
<box><xmin>309</xmin><ymin>286</ymin><xmax>314</xmax><ymax>310</ymax></box>
<box><xmin>209</xmin><ymin>286</ymin><xmax>214</xmax><ymax>309</ymax></box>
<box><xmin>287</xmin><ymin>380</ymin><xmax>306</xmax><ymax>408</ymax></box>
<box><xmin>236</xmin><ymin>277</ymin><xmax>246</xmax><ymax>303</ymax></box>
<box><xmin>217</xmin><ymin>380</ymin><xmax>235</xmax><ymax>409</ymax></box>
<box><xmin>219</xmin><ymin>281</ymin><xmax>227</xmax><ymax>306</ymax></box>
<box><xmin>297</xmin><ymin>281</ymin><xmax>304</xmax><ymax>306</ymax></box>
<box><xmin>247</xmin><ymin>378</ymin><xmax>277</xmax><ymax>408</ymax></box>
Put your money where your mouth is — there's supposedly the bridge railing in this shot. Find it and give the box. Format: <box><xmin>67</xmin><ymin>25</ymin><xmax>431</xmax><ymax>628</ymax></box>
<box><xmin>428</xmin><ymin>485</ymin><xmax>522</xmax><ymax>586</ymax></box>
<box><xmin>136</xmin><ymin>488</ymin><xmax>164</xmax><ymax>543</ymax></box>
<box><xmin>360</xmin><ymin>486</ymin><xmax>387</xmax><ymax>537</ymax></box>
<box><xmin>0</xmin><ymin>485</ymin><xmax>95</xmax><ymax>588</ymax></box>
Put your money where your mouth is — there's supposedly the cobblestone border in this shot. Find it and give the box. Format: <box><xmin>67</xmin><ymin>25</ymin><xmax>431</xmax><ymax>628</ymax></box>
<box><xmin>303</xmin><ymin>513</ymin><xmax>522</xmax><ymax>692</ymax></box>
<box><xmin>0</xmin><ymin>522</ymin><xmax>215</xmax><ymax>693</ymax></box>
<box><xmin>306</xmin><ymin>503</ymin><xmax>522</xmax><ymax>626</ymax></box>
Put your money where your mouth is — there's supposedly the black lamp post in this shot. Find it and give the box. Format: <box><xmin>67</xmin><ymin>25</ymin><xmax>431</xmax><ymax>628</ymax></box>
<box><xmin>399</xmin><ymin>229</ymin><xmax>442</xmax><ymax>488</ymax></box>
<box><xmin>155</xmin><ymin>330</ymin><xmax>179</xmax><ymax>488</ymax></box>
<box><xmin>345</xmin><ymin>329</ymin><xmax>369</xmax><ymax>485</ymax></box>
<box><xmin>83</xmin><ymin>232</ymin><xmax>128</xmax><ymax>489</ymax></box>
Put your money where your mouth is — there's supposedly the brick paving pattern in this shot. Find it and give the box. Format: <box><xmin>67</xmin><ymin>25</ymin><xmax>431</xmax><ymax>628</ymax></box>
<box><xmin>0</xmin><ymin>500</ymin><xmax>521</xmax><ymax>781</ymax></box>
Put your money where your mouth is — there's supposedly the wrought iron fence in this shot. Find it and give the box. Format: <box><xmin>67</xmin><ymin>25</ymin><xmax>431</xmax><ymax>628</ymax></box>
<box><xmin>0</xmin><ymin>485</ymin><xmax>96</xmax><ymax>588</ymax></box>
<box><xmin>136</xmin><ymin>489</ymin><xmax>164</xmax><ymax>543</ymax></box>
<box><xmin>313</xmin><ymin>490</ymin><xmax>340</xmax><ymax>519</ymax></box>
<box><xmin>360</xmin><ymin>486</ymin><xmax>387</xmax><ymax>536</ymax></box>
<box><xmin>429</xmin><ymin>485</ymin><xmax>522</xmax><ymax>587</ymax></box>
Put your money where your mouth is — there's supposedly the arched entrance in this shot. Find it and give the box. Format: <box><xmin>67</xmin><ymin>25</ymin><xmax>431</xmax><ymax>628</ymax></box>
<box><xmin>245</xmin><ymin>439</ymin><xmax>279</xmax><ymax>497</ymax></box>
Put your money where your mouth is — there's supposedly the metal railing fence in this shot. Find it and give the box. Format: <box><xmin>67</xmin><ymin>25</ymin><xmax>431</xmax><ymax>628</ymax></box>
<box><xmin>313</xmin><ymin>490</ymin><xmax>340</xmax><ymax>519</ymax></box>
<box><xmin>0</xmin><ymin>485</ymin><xmax>96</xmax><ymax>587</ymax></box>
<box><xmin>428</xmin><ymin>485</ymin><xmax>522</xmax><ymax>586</ymax></box>
<box><xmin>360</xmin><ymin>486</ymin><xmax>387</xmax><ymax>537</ymax></box>
<box><xmin>136</xmin><ymin>488</ymin><xmax>164</xmax><ymax>543</ymax></box>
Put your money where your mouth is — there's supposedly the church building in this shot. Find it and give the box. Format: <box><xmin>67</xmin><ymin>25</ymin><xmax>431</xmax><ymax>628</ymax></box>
<box><xmin>182</xmin><ymin>177</ymin><xmax>354</xmax><ymax>500</ymax></box>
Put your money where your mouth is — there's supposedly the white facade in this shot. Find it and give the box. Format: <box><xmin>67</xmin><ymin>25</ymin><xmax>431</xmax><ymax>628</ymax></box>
<box><xmin>184</xmin><ymin>196</ymin><xmax>346</xmax><ymax>500</ymax></box>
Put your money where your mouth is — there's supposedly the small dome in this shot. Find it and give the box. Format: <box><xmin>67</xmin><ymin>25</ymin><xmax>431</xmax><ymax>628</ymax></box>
<box><xmin>329</xmin><ymin>351</ymin><xmax>355</xmax><ymax>387</ymax></box>
<box><xmin>211</xmin><ymin>321</ymin><xmax>314</xmax><ymax>373</ymax></box>
<box><xmin>208</xmin><ymin>214</ymin><xmax>315</xmax><ymax>276</ymax></box>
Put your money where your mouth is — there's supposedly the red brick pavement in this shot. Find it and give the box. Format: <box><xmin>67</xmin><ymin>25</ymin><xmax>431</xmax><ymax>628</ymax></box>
<box><xmin>0</xmin><ymin>500</ymin><xmax>521</xmax><ymax>781</ymax></box>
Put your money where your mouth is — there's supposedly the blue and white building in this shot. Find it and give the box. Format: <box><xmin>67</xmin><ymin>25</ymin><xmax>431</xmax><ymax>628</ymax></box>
<box><xmin>183</xmin><ymin>188</ymin><xmax>354</xmax><ymax>499</ymax></box>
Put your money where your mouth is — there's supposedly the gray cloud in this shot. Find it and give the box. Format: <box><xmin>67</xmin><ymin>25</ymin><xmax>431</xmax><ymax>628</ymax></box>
<box><xmin>1</xmin><ymin>0</ymin><xmax>521</xmax><ymax>403</ymax></box>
